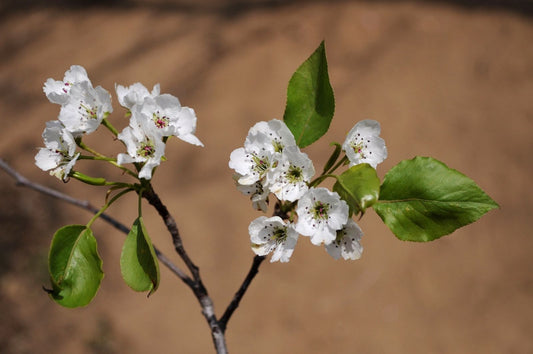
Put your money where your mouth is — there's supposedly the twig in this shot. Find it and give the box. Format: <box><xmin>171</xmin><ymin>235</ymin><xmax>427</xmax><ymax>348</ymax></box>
<box><xmin>141</xmin><ymin>187</ymin><xmax>227</xmax><ymax>353</ymax></box>
<box><xmin>142</xmin><ymin>184</ymin><xmax>270</xmax><ymax>342</ymax></box>
<box><xmin>216</xmin><ymin>201</ymin><xmax>286</xmax><ymax>331</ymax></box>
<box><xmin>142</xmin><ymin>187</ymin><xmax>269</xmax><ymax>350</ymax></box>
<box><xmin>0</xmin><ymin>158</ymin><xmax>191</xmax><ymax>284</ymax></box>
<box><xmin>219</xmin><ymin>255</ymin><xmax>266</xmax><ymax>332</ymax></box>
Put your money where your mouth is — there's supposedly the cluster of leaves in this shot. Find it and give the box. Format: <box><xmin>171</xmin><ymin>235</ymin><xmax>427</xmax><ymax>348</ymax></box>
<box><xmin>46</xmin><ymin>201</ymin><xmax>159</xmax><ymax>308</ymax></box>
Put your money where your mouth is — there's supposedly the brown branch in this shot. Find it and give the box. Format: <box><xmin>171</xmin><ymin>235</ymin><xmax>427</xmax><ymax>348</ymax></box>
<box><xmin>219</xmin><ymin>255</ymin><xmax>266</xmax><ymax>333</ymax></box>
<box><xmin>141</xmin><ymin>186</ymin><xmax>227</xmax><ymax>353</ymax></box>
<box><xmin>0</xmin><ymin>158</ymin><xmax>191</xmax><ymax>285</ymax></box>
<box><xmin>218</xmin><ymin>201</ymin><xmax>286</xmax><ymax>333</ymax></box>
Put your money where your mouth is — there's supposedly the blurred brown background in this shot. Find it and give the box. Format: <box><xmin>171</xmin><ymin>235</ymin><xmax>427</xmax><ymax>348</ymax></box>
<box><xmin>1</xmin><ymin>1</ymin><xmax>532</xmax><ymax>353</ymax></box>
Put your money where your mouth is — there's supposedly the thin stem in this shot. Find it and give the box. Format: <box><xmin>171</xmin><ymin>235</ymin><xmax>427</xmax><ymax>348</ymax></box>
<box><xmin>309</xmin><ymin>173</ymin><xmax>338</xmax><ymax>188</ymax></box>
<box><xmin>78</xmin><ymin>154</ymin><xmax>138</xmax><ymax>178</ymax></box>
<box><xmin>327</xmin><ymin>155</ymin><xmax>349</xmax><ymax>175</ymax></box>
<box><xmin>102</xmin><ymin>118</ymin><xmax>119</xmax><ymax>136</ymax></box>
<box><xmin>137</xmin><ymin>189</ymin><xmax>143</xmax><ymax>216</ymax></box>
<box><xmin>219</xmin><ymin>255</ymin><xmax>266</xmax><ymax>332</ymax></box>
<box><xmin>86</xmin><ymin>188</ymin><xmax>132</xmax><ymax>228</ymax></box>
<box><xmin>141</xmin><ymin>185</ymin><xmax>227</xmax><ymax>353</ymax></box>
<box><xmin>321</xmin><ymin>142</ymin><xmax>342</xmax><ymax>174</ymax></box>
<box><xmin>141</xmin><ymin>186</ymin><xmax>201</xmax><ymax>282</ymax></box>
<box><xmin>78</xmin><ymin>155</ymin><xmax>115</xmax><ymax>161</ymax></box>
<box><xmin>219</xmin><ymin>200</ymin><xmax>286</xmax><ymax>332</ymax></box>
<box><xmin>77</xmin><ymin>140</ymin><xmax>106</xmax><ymax>158</ymax></box>
<box><xmin>309</xmin><ymin>155</ymin><xmax>347</xmax><ymax>188</ymax></box>
<box><xmin>0</xmin><ymin>158</ymin><xmax>190</xmax><ymax>285</ymax></box>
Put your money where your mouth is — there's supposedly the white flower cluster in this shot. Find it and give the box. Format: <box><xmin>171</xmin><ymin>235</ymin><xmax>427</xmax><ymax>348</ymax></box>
<box><xmin>36</xmin><ymin>65</ymin><xmax>111</xmax><ymax>180</ymax></box>
<box><xmin>35</xmin><ymin>65</ymin><xmax>202</xmax><ymax>181</ymax></box>
<box><xmin>230</xmin><ymin>119</ymin><xmax>314</xmax><ymax>210</ymax></box>
<box><xmin>230</xmin><ymin>119</ymin><xmax>387</xmax><ymax>263</ymax></box>
<box><xmin>115</xmin><ymin>82</ymin><xmax>203</xmax><ymax>179</ymax></box>
<box><xmin>35</xmin><ymin>120</ymin><xmax>80</xmax><ymax>181</ymax></box>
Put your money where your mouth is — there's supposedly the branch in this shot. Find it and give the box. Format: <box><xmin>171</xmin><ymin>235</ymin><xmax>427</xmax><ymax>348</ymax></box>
<box><xmin>141</xmin><ymin>186</ymin><xmax>227</xmax><ymax>353</ymax></box>
<box><xmin>219</xmin><ymin>255</ymin><xmax>266</xmax><ymax>332</ymax></box>
<box><xmin>217</xmin><ymin>201</ymin><xmax>290</xmax><ymax>332</ymax></box>
<box><xmin>0</xmin><ymin>158</ymin><xmax>191</xmax><ymax>284</ymax></box>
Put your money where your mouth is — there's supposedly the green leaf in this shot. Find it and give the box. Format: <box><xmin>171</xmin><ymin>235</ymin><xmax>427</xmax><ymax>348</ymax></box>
<box><xmin>283</xmin><ymin>40</ymin><xmax>335</xmax><ymax>148</ymax></box>
<box><xmin>333</xmin><ymin>164</ymin><xmax>380</xmax><ymax>215</ymax></box>
<box><xmin>48</xmin><ymin>225</ymin><xmax>104</xmax><ymax>308</ymax></box>
<box><xmin>373</xmin><ymin>157</ymin><xmax>499</xmax><ymax>242</ymax></box>
<box><xmin>120</xmin><ymin>217</ymin><xmax>160</xmax><ymax>296</ymax></box>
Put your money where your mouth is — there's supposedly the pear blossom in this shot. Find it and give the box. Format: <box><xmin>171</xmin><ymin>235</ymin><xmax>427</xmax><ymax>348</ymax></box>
<box><xmin>134</xmin><ymin>94</ymin><xmax>181</xmax><ymax>137</ymax></box>
<box><xmin>115</xmin><ymin>82</ymin><xmax>160</xmax><ymax>110</ymax></box>
<box><xmin>35</xmin><ymin>121</ymin><xmax>80</xmax><ymax>181</ymax></box>
<box><xmin>58</xmin><ymin>81</ymin><xmax>113</xmax><ymax>135</ymax></box>
<box><xmin>246</xmin><ymin>119</ymin><xmax>296</xmax><ymax>153</ymax></box>
<box><xmin>249</xmin><ymin>216</ymin><xmax>299</xmax><ymax>263</ymax></box>
<box><xmin>267</xmin><ymin>146</ymin><xmax>315</xmax><ymax>202</ymax></box>
<box><xmin>342</xmin><ymin>120</ymin><xmax>387</xmax><ymax>168</ymax></box>
<box><xmin>229</xmin><ymin>133</ymin><xmax>274</xmax><ymax>185</ymax></box>
<box><xmin>325</xmin><ymin>219</ymin><xmax>364</xmax><ymax>260</ymax></box>
<box><xmin>175</xmin><ymin>107</ymin><xmax>204</xmax><ymax>147</ymax></box>
<box><xmin>234</xmin><ymin>174</ymin><xmax>269</xmax><ymax>212</ymax></box>
<box><xmin>295</xmin><ymin>187</ymin><xmax>349</xmax><ymax>245</ymax></box>
<box><xmin>229</xmin><ymin>119</ymin><xmax>296</xmax><ymax>186</ymax></box>
<box><xmin>43</xmin><ymin>65</ymin><xmax>91</xmax><ymax>105</ymax></box>
<box><xmin>117</xmin><ymin>123</ymin><xmax>166</xmax><ymax>180</ymax></box>
<box><xmin>127</xmin><ymin>95</ymin><xmax>203</xmax><ymax>147</ymax></box>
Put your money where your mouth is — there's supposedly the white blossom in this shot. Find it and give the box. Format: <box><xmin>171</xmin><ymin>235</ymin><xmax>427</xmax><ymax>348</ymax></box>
<box><xmin>295</xmin><ymin>187</ymin><xmax>349</xmax><ymax>245</ymax></box>
<box><xmin>35</xmin><ymin>121</ymin><xmax>80</xmax><ymax>181</ymax></box>
<box><xmin>342</xmin><ymin>120</ymin><xmax>387</xmax><ymax>168</ymax></box>
<box><xmin>267</xmin><ymin>146</ymin><xmax>315</xmax><ymax>202</ymax></box>
<box><xmin>234</xmin><ymin>174</ymin><xmax>269</xmax><ymax>212</ymax></box>
<box><xmin>128</xmin><ymin>95</ymin><xmax>203</xmax><ymax>146</ymax></box>
<box><xmin>115</xmin><ymin>82</ymin><xmax>160</xmax><ymax>110</ymax></box>
<box><xmin>133</xmin><ymin>94</ymin><xmax>181</xmax><ymax>137</ymax></box>
<box><xmin>229</xmin><ymin>119</ymin><xmax>296</xmax><ymax>187</ymax></box>
<box><xmin>58</xmin><ymin>81</ymin><xmax>113</xmax><ymax>135</ymax></box>
<box><xmin>229</xmin><ymin>133</ymin><xmax>273</xmax><ymax>185</ymax></box>
<box><xmin>117</xmin><ymin>123</ymin><xmax>166</xmax><ymax>180</ymax></box>
<box><xmin>249</xmin><ymin>216</ymin><xmax>299</xmax><ymax>263</ymax></box>
<box><xmin>325</xmin><ymin>219</ymin><xmax>364</xmax><ymax>260</ymax></box>
<box><xmin>175</xmin><ymin>106</ymin><xmax>204</xmax><ymax>146</ymax></box>
<box><xmin>43</xmin><ymin>65</ymin><xmax>91</xmax><ymax>105</ymax></box>
<box><xmin>246</xmin><ymin>119</ymin><xmax>296</xmax><ymax>153</ymax></box>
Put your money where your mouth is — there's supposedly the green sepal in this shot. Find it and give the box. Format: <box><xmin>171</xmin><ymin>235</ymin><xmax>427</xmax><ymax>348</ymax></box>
<box><xmin>283</xmin><ymin>40</ymin><xmax>335</xmax><ymax>148</ymax></box>
<box><xmin>47</xmin><ymin>225</ymin><xmax>104</xmax><ymax>308</ymax></box>
<box><xmin>120</xmin><ymin>217</ymin><xmax>160</xmax><ymax>296</ymax></box>
<box><xmin>373</xmin><ymin>156</ymin><xmax>499</xmax><ymax>242</ymax></box>
<box><xmin>333</xmin><ymin>164</ymin><xmax>380</xmax><ymax>215</ymax></box>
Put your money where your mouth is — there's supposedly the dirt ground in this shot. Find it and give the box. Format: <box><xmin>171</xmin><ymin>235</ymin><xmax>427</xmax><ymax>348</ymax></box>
<box><xmin>0</xmin><ymin>1</ymin><xmax>532</xmax><ymax>353</ymax></box>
